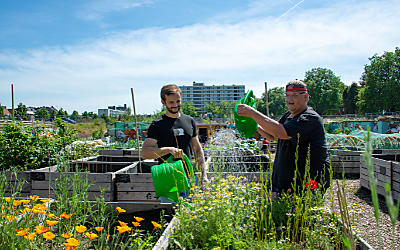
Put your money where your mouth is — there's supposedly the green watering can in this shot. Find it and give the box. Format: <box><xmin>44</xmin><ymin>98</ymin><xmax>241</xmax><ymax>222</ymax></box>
<box><xmin>151</xmin><ymin>154</ymin><xmax>195</xmax><ymax>203</ymax></box>
<box><xmin>234</xmin><ymin>90</ymin><xmax>258</xmax><ymax>138</ymax></box>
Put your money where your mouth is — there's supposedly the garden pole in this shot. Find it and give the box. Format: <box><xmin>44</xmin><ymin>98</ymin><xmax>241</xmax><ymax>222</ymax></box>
<box><xmin>11</xmin><ymin>84</ymin><xmax>14</xmax><ymax>122</ymax></box>
<box><xmin>131</xmin><ymin>88</ymin><xmax>142</xmax><ymax>173</ymax></box>
<box><xmin>264</xmin><ymin>82</ymin><xmax>269</xmax><ymax>117</ymax></box>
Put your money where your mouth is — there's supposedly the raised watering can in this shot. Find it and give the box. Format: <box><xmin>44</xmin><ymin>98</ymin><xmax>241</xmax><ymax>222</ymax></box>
<box><xmin>234</xmin><ymin>90</ymin><xmax>258</xmax><ymax>138</ymax></box>
<box><xmin>151</xmin><ymin>154</ymin><xmax>195</xmax><ymax>203</ymax></box>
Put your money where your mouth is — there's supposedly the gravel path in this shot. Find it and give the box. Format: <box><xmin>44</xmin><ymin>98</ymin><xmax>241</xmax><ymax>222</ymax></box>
<box><xmin>324</xmin><ymin>179</ymin><xmax>400</xmax><ymax>250</ymax></box>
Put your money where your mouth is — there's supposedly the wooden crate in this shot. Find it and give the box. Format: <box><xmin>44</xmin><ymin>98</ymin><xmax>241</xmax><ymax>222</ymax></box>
<box><xmin>115</xmin><ymin>161</ymin><xmax>160</xmax><ymax>202</ymax></box>
<box><xmin>360</xmin><ymin>154</ymin><xmax>400</xmax><ymax>200</ymax></box>
<box><xmin>30</xmin><ymin>171</ymin><xmax>115</xmax><ymax>201</ymax></box>
<box><xmin>329</xmin><ymin>150</ymin><xmax>362</xmax><ymax>174</ymax></box>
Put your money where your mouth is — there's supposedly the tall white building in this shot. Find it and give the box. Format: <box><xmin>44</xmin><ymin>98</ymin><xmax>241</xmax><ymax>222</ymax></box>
<box><xmin>179</xmin><ymin>81</ymin><xmax>245</xmax><ymax>115</ymax></box>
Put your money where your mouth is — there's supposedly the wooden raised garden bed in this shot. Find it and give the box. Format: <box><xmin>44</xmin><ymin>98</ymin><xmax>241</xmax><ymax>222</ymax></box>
<box><xmin>329</xmin><ymin>149</ymin><xmax>400</xmax><ymax>175</ymax></box>
<box><xmin>360</xmin><ymin>154</ymin><xmax>400</xmax><ymax>201</ymax></box>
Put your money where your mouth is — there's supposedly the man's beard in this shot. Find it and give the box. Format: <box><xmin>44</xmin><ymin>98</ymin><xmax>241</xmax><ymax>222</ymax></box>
<box><xmin>167</xmin><ymin>106</ymin><xmax>180</xmax><ymax>114</ymax></box>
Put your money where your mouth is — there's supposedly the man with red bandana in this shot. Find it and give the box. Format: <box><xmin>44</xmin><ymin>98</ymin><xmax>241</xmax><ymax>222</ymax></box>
<box><xmin>236</xmin><ymin>80</ymin><xmax>330</xmax><ymax>194</ymax></box>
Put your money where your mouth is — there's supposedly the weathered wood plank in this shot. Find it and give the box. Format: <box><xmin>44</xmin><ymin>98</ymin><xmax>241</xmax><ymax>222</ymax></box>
<box><xmin>360</xmin><ymin>159</ymin><xmax>392</xmax><ymax>177</ymax></box>
<box><xmin>360</xmin><ymin>168</ymin><xmax>391</xmax><ymax>185</ymax></box>
<box><xmin>4</xmin><ymin>182</ymin><xmax>30</xmax><ymax>192</ymax></box>
<box><xmin>3</xmin><ymin>192</ymin><xmax>31</xmax><ymax>197</ymax></box>
<box><xmin>4</xmin><ymin>171</ymin><xmax>31</xmax><ymax>181</ymax></box>
<box><xmin>115</xmin><ymin>173</ymin><xmax>154</xmax><ymax>183</ymax></box>
<box><xmin>30</xmin><ymin>190</ymin><xmax>112</xmax><ymax>201</ymax></box>
<box><xmin>393</xmin><ymin>172</ymin><xmax>400</xmax><ymax>183</ymax></box>
<box><xmin>30</xmin><ymin>172</ymin><xmax>113</xmax><ymax>182</ymax></box>
<box><xmin>330</xmin><ymin>150</ymin><xmax>362</xmax><ymax>156</ymax></box>
<box><xmin>331</xmin><ymin>168</ymin><xmax>360</xmax><ymax>174</ymax></box>
<box><xmin>117</xmin><ymin>191</ymin><xmax>160</xmax><ymax>201</ymax></box>
<box><xmin>117</xmin><ymin>182</ymin><xmax>155</xmax><ymax>192</ymax></box>
<box><xmin>392</xmin><ymin>162</ymin><xmax>400</xmax><ymax>174</ymax></box>
<box><xmin>360</xmin><ymin>179</ymin><xmax>386</xmax><ymax>196</ymax></box>
<box><xmin>331</xmin><ymin>155</ymin><xmax>361</xmax><ymax>162</ymax></box>
<box><xmin>31</xmin><ymin>181</ymin><xmax>112</xmax><ymax>192</ymax></box>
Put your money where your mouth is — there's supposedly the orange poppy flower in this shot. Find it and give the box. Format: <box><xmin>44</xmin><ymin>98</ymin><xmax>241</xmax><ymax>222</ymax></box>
<box><xmin>15</xmin><ymin>228</ymin><xmax>29</xmax><ymax>236</ymax></box>
<box><xmin>132</xmin><ymin>222</ymin><xmax>140</xmax><ymax>227</ymax></box>
<box><xmin>46</xmin><ymin>220</ymin><xmax>58</xmax><ymax>226</ymax></box>
<box><xmin>95</xmin><ymin>227</ymin><xmax>104</xmax><ymax>232</ymax></box>
<box><xmin>75</xmin><ymin>225</ymin><xmax>87</xmax><ymax>233</ymax></box>
<box><xmin>151</xmin><ymin>221</ymin><xmax>162</xmax><ymax>228</ymax></box>
<box><xmin>24</xmin><ymin>233</ymin><xmax>37</xmax><ymax>241</ymax></box>
<box><xmin>85</xmin><ymin>232</ymin><xmax>98</xmax><ymax>239</ymax></box>
<box><xmin>134</xmin><ymin>216</ymin><xmax>145</xmax><ymax>222</ymax></box>
<box><xmin>30</xmin><ymin>195</ymin><xmax>39</xmax><ymax>201</ymax></box>
<box><xmin>61</xmin><ymin>233</ymin><xmax>74</xmax><ymax>239</ymax></box>
<box><xmin>35</xmin><ymin>226</ymin><xmax>49</xmax><ymax>234</ymax></box>
<box><xmin>116</xmin><ymin>207</ymin><xmax>126</xmax><ymax>213</ymax></box>
<box><xmin>116</xmin><ymin>225</ymin><xmax>131</xmax><ymax>234</ymax></box>
<box><xmin>43</xmin><ymin>232</ymin><xmax>56</xmax><ymax>240</ymax></box>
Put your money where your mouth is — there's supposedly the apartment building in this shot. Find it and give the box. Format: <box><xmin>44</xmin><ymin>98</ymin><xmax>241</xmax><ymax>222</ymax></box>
<box><xmin>179</xmin><ymin>81</ymin><xmax>245</xmax><ymax>115</ymax></box>
<box><xmin>98</xmin><ymin>104</ymin><xmax>128</xmax><ymax>117</ymax></box>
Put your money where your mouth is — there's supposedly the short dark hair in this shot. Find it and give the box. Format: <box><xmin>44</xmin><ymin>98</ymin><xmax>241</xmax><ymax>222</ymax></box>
<box><xmin>160</xmin><ymin>84</ymin><xmax>182</xmax><ymax>101</ymax></box>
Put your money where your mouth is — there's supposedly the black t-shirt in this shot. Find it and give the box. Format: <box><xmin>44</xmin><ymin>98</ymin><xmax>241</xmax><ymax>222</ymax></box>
<box><xmin>272</xmin><ymin>107</ymin><xmax>330</xmax><ymax>193</ymax></box>
<box><xmin>146</xmin><ymin>113</ymin><xmax>198</xmax><ymax>163</ymax></box>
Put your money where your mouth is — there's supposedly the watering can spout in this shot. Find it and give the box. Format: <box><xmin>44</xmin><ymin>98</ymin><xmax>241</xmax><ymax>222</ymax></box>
<box><xmin>234</xmin><ymin>90</ymin><xmax>258</xmax><ymax>138</ymax></box>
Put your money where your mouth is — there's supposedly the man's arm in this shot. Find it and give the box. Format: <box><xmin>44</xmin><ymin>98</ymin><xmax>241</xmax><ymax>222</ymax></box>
<box><xmin>141</xmin><ymin>138</ymin><xmax>183</xmax><ymax>159</ymax></box>
<box><xmin>190</xmin><ymin>136</ymin><xmax>209</xmax><ymax>183</ymax></box>
<box><xmin>257</xmin><ymin>126</ymin><xmax>276</xmax><ymax>141</ymax></box>
<box><xmin>236</xmin><ymin>104</ymin><xmax>290</xmax><ymax>140</ymax></box>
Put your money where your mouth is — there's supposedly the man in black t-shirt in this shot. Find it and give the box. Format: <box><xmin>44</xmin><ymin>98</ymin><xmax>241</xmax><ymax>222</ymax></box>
<box><xmin>236</xmin><ymin>80</ymin><xmax>330</xmax><ymax>194</ymax></box>
<box><xmin>142</xmin><ymin>84</ymin><xmax>209</xmax><ymax>184</ymax></box>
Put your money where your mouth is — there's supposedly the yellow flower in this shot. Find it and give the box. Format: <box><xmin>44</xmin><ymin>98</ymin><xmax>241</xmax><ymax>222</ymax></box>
<box><xmin>134</xmin><ymin>216</ymin><xmax>145</xmax><ymax>222</ymax></box>
<box><xmin>41</xmin><ymin>199</ymin><xmax>52</xmax><ymax>203</ymax></box>
<box><xmin>75</xmin><ymin>225</ymin><xmax>87</xmax><ymax>233</ymax></box>
<box><xmin>116</xmin><ymin>225</ymin><xmax>131</xmax><ymax>234</ymax></box>
<box><xmin>24</xmin><ymin>233</ymin><xmax>37</xmax><ymax>241</ymax></box>
<box><xmin>4</xmin><ymin>197</ymin><xmax>11</xmax><ymax>202</ymax></box>
<box><xmin>21</xmin><ymin>199</ymin><xmax>30</xmax><ymax>204</ymax></box>
<box><xmin>47</xmin><ymin>213</ymin><xmax>58</xmax><ymax>219</ymax></box>
<box><xmin>13</xmin><ymin>200</ymin><xmax>23</xmax><ymax>206</ymax></box>
<box><xmin>63</xmin><ymin>237</ymin><xmax>79</xmax><ymax>248</ymax></box>
<box><xmin>151</xmin><ymin>221</ymin><xmax>162</xmax><ymax>228</ymax></box>
<box><xmin>43</xmin><ymin>232</ymin><xmax>56</xmax><ymax>240</ymax></box>
<box><xmin>60</xmin><ymin>212</ymin><xmax>73</xmax><ymax>219</ymax></box>
<box><xmin>118</xmin><ymin>220</ymin><xmax>128</xmax><ymax>226</ymax></box>
<box><xmin>15</xmin><ymin>228</ymin><xmax>29</xmax><ymax>236</ymax></box>
<box><xmin>46</xmin><ymin>220</ymin><xmax>58</xmax><ymax>226</ymax></box>
<box><xmin>132</xmin><ymin>222</ymin><xmax>140</xmax><ymax>227</ymax></box>
<box><xmin>6</xmin><ymin>215</ymin><xmax>15</xmax><ymax>221</ymax></box>
<box><xmin>61</xmin><ymin>233</ymin><xmax>74</xmax><ymax>239</ymax></box>
<box><xmin>85</xmin><ymin>232</ymin><xmax>98</xmax><ymax>239</ymax></box>
<box><xmin>116</xmin><ymin>207</ymin><xmax>126</xmax><ymax>213</ymax></box>
<box><xmin>30</xmin><ymin>195</ymin><xmax>39</xmax><ymax>201</ymax></box>
<box><xmin>95</xmin><ymin>227</ymin><xmax>104</xmax><ymax>232</ymax></box>
<box><xmin>35</xmin><ymin>226</ymin><xmax>49</xmax><ymax>234</ymax></box>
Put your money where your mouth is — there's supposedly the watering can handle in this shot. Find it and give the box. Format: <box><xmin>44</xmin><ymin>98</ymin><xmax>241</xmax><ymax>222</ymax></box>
<box><xmin>166</xmin><ymin>154</ymin><xmax>195</xmax><ymax>182</ymax></box>
<box><xmin>243</xmin><ymin>90</ymin><xmax>255</xmax><ymax>107</ymax></box>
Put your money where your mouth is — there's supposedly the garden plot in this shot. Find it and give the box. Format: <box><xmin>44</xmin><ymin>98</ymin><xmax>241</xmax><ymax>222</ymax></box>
<box><xmin>30</xmin><ymin>157</ymin><xmax>155</xmax><ymax>201</ymax></box>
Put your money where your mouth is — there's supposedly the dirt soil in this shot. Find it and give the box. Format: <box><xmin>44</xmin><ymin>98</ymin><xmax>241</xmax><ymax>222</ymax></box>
<box><xmin>325</xmin><ymin>178</ymin><xmax>400</xmax><ymax>250</ymax></box>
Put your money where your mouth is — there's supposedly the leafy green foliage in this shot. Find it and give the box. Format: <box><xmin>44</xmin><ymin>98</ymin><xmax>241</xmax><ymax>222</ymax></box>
<box><xmin>35</xmin><ymin>106</ymin><xmax>49</xmax><ymax>120</ymax></box>
<box><xmin>357</xmin><ymin>47</ymin><xmax>400</xmax><ymax>113</ymax></box>
<box><xmin>180</xmin><ymin>101</ymin><xmax>199</xmax><ymax>117</ymax></box>
<box><xmin>15</xmin><ymin>102</ymin><xmax>28</xmax><ymax>120</ymax></box>
<box><xmin>304</xmin><ymin>67</ymin><xmax>346</xmax><ymax>115</ymax></box>
<box><xmin>342</xmin><ymin>82</ymin><xmax>359</xmax><ymax>114</ymax></box>
<box><xmin>0</xmin><ymin>121</ymin><xmax>95</xmax><ymax>171</ymax></box>
<box><xmin>0</xmin><ymin>105</ymin><xmax>4</xmax><ymax>117</ymax></box>
<box><xmin>256</xmin><ymin>87</ymin><xmax>286</xmax><ymax>117</ymax></box>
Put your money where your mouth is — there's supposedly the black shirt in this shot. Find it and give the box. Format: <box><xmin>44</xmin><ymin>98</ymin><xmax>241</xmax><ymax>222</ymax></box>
<box><xmin>272</xmin><ymin>107</ymin><xmax>330</xmax><ymax>193</ymax></box>
<box><xmin>146</xmin><ymin>113</ymin><xmax>197</xmax><ymax>163</ymax></box>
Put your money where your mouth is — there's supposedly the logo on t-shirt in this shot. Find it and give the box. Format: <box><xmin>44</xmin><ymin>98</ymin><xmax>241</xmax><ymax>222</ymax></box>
<box><xmin>173</xmin><ymin>128</ymin><xmax>185</xmax><ymax>136</ymax></box>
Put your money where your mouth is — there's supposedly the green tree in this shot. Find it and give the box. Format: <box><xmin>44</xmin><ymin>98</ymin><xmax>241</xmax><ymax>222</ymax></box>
<box><xmin>220</xmin><ymin>100</ymin><xmax>237</xmax><ymax>118</ymax></box>
<box><xmin>342</xmin><ymin>82</ymin><xmax>359</xmax><ymax>114</ymax></box>
<box><xmin>205</xmin><ymin>101</ymin><xmax>222</xmax><ymax>117</ymax></box>
<box><xmin>71</xmin><ymin>110</ymin><xmax>79</xmax><ymax>121</ymax></box>
<box><xmin>181</xmin><ymin>101</ymin><xmax>199</xmax><ymax>117</ymax></box>
<box><xmin>256</xmin><ymin>87</ymin><xmax>286</xmax><ymax>117</ymax></box>
<box><xmin>304</xmin><ymin>68</ymin><xmax>345</xmax><ymax>115</ymax></box>
<box><xmin>0</xmin><ymin>105</ymin><xmax>4</xmax><ymax>117</ymax></box>
<box><xmin>57</xmin><ymin>108</ymin><xmax>66</xmax><ymax>117</ymax></box>
<box><xmin>15</xmin><ymin>103</ymin><xmax>28</xmax><ymax>120</ymax></box>
<box><xmin>152</xmin><ymin>106</ymin><xmax>166</xmax><ymax>119</ymax></box>
<box><xmin>35</xmin><ymin>107</ymin><xmax>49</xmax><ymax>120</ymax></box>
<box><xmin>357</xmin><ymin>47</ymin><xmax>400</xmax><ymax>113</ymax></box>
<box><xmin>82</xmin><ymin>111</ymin><xmax>89</xmax><ymax>118</ymax></box>
<box><xmin>92</xmin><ymin>113</ymin><xmax>98</xmax><ymax>119</ymax></box>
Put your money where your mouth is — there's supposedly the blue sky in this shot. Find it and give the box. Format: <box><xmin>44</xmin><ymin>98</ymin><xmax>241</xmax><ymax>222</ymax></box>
<box><xmin>1</xmin><ymin>0</ymin><xmax>399</xmax><ymax>115</ymax></box>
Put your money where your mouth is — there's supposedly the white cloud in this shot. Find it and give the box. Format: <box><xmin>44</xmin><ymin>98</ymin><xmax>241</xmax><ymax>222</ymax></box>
<box><xmin>1</xmin><ymin>0</ymin><xmax>399</xmax><ymax>114</ymax></box>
